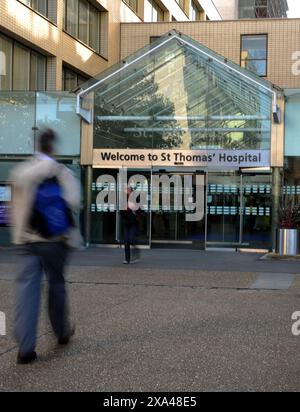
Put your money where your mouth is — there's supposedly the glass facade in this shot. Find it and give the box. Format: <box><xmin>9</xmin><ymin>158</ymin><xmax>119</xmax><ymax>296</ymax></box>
<box><xmin>78</xmin><ymin>31</ymin><xmax>277</xmax><ymax>249</ymax></box>
<box><xmin>92</xmin><ymin>33</ymin><xmax>272</xmax><ymax>152</ymax></box>
<box><xmin>238</xmin><ymin>0</ymin><xmax>288</xmax><ymax>19</ymax></box>
<box><xmin>0</xmin><ymin>92</ymin><xmax>81</xmax><ymax>156</ymax></box>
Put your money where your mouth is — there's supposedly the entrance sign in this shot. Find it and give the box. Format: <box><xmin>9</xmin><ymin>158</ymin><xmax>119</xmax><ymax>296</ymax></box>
<box><xmin>93</xmin><ymin>149</ymin><xmax>270</xmax><ymax>169</ymax></box>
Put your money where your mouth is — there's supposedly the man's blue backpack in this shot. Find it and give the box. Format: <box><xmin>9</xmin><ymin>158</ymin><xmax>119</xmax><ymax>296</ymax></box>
<box><xmin>30</xmin><ymin>177</ymin><xmax>73</xmax><ymax>238</ymax></box>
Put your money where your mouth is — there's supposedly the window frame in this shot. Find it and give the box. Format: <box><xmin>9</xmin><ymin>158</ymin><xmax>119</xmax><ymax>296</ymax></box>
<box><xmin>62</xmin><ymin>66</ymin><xmax>89</xmax><ymax>92</ymax></box>
<box><xmin>240</xmin><ymin>33</ymin><xmax>268</xmax><ymax>78</ymax></box>
<box><xmin>17</xmin><ymin>0</ymin><xmax>54</xmax><ymax>23</ymax></box>
<box><xmin>0</xmin><ymin>33</ymin><xmax>47</xmax><ymax>92</ymax></box>
<box><xmin>64</xmin><ymin>0</ymin><xmax>102</xmax><ymax>55</ymax></box>
<box><xmin>122</xmin><ymin>0</ymin><xmax>138</xmax><ymax>15</ymax></box>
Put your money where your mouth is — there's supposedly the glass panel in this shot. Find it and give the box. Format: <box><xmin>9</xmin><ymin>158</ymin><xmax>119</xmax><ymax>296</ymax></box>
<box><xmin>32</xmin><ymin>0</ymin><xmax>48</xmax><ymax>16</ymax></box>
<box><xmin>241</xmin><ymin>35</ymin><xmax>267</xmax><ymax>76</ymax></box>
<box><xmin>66</xmin><ymin>0</ymin><xmax>78</xmax><ymax>37</ymax></box>
<box><xmin>92</xmin><ymin>33</ymin><xmax>272</xmax><ymax>151</ymax></box>
<box><xmin>91</xmin><ymin>169</ymin><xmax>151</xmax><ymax>245</ymax></box>
<box><xmin>121</xmin><ymin>169</ymin><xmax>151</xmax><ymax>246</ymax></box>
<box><xmin>78</xmin><ymin>0</ymin><xmax>89</xmax><ymax>45</ymax></box>
<box><xmin>151</xmin><ymin>172</ymin><xmax>206</xmax><ymax>247</ymax></box>
<box><xmin>241</xmin><ymin>59</ymin><xmax>267</xmax><ymax>77</ymax></box>
<box><xmin>89</xmin><ymin>5</ymin><xmax>100</xmax><ymax>52</ymax></box>
<box><xmin>242</xmin><ymin>173</ymin><xmax>272</xmax><ymax>250</ymax></box>
<box><xmin>0</xmin><ymin>92</ymin><xmax>35</xmax><ymax>154</ymax></box>
<box><xmin>36</xmin><ymin>92</ymin><xmax>80</xmax><ymax>156</ymax></box>
<box><xmin>207</xmin><ymin>172</ymin><xmax>241</xmax><ymax>245</ymax></box>
<box><xmin>91</xmin><ymin>169</ymin><xmax>118</xmax><ymax>244</ymax></box>
<box><xmin>145</xmin><ymin>0</ymin><xmax>164</xmax><ymax>22</ymax></box>
<box><xmin>13</xmin><ymin>44</ymin><xmax>30</xmax><ymax>91</ymax></box>
<box><xmin>0</xmin><ymin>34</ymin><xmax>12</xmax><ymax>91</ymax></box>
<box><xmin>285</xmin><ymin>90</ymin><xmax>300</xmax><ymax>156</ymax></box>
<box><xmin>284</xmin><ymin>157</ymin><xmax>300</xmax><ymax>202</ymax></box>
<box><xmin>30</xmin><ymin>52</ymin><xmax>46</xmax><ymax>90</ymax></box>
<box><xmin>63</xmin><ymin>68</ymin><xmax>77</xmax><ymax>91</ymax></box>
<box><xmin>124</xmin><ymin>0</ymin><xmax>138</xmax><ymax>13</ymax></box>
<box><xmin>242</xmin><ymin>35</ymin><xmax>267</xmax><ymax>60</ymax></box>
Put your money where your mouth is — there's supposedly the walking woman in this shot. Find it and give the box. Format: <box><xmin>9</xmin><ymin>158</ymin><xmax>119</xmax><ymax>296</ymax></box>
<box><xmin>121</xmin><ymin>187</ymin><xmax>140</xmax><ymax>264</ymax></box>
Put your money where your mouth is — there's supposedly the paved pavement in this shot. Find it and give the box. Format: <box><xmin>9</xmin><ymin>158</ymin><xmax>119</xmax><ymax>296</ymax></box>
<box><xmin>0</xmin><ymin>247</ymin><xmax>300</xmax><ymax>392</ymax></box>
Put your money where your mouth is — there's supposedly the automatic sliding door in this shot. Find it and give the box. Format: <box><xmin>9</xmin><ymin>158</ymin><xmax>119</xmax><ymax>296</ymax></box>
<box><xmin>91</xmin><ymin>169</ymin><xmax>119</xmax><ymax>245</ymax></box>
<box><xmin>91</xmin><ymin>168</ymin><xmax>151</xmax><ymax>246</ymax></box>
<box><xmin>206</xmin><ymin>172</ymin><xmax>241</xmax><ymax>246</ymax></box>
<box><xmin>241</xmin><ymin>173</ymin><xmax>272</xmax><ymax>250</ymax></box>
<box><xmin>151</xmin><ymin>172</ymin><xmax>206</xmax><ymax>248</ymax></box>
<box><xmin>119</xmin><ymin>169</ymin><xmax>152</xmax><ymax>247</ymax></box>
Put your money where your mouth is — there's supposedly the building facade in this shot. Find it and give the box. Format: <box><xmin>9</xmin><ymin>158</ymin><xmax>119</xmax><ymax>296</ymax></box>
<box><xmin>213</xmin><ymin>0</ymin><xmax>289</xmax><ymax>20</ymax></box>
<box><xmin>0</xmin><ymin>0</ymin><xmax>220</xmax><ymax>245</ymax></box>
<box><xmin>0</xmin><ymin>0</ymin><xmax>299</xmax><ymax>252</ymax></box>
<box><xmin>78</xmin><ymin>19</ymin><xmax>300</xmax><ymax>251</ymax></box>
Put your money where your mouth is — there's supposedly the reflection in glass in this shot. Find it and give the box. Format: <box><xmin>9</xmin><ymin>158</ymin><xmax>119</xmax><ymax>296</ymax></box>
<box><xmin>91</xmin><ymin>32</ymin><xmax>272</xmax><ymax>152</ymax></box>
<box><xmin>0</xmin><ymin>92</ymin><xmax>35</xmax><ymax>154</ymax></box>
<box><xmin>36</xmin><ymin>92</ymin><xmax>81</xmax><ymax>156</ymax></box>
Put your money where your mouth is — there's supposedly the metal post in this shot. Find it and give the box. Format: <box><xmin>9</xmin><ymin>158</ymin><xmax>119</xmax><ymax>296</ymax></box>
<box><xmin>272</xmin><ymin>167</ymin><xmax>282</xmax><ymax>252</ymax></box>
<box><xmin>84</xmin><ymin>165</ymin><xmax>93</xmax><ymax>248</ymax></box>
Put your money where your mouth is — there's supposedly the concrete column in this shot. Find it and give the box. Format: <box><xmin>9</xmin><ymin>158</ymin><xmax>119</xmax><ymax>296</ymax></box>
<box><xmin>272</xmin><ymin>167</ymin><xmax>283</xmax><ymax>252</ymax></box>
<box><xmin>84</xmin><ymin>165</ymin><xmax>93</xmax><ymax>247</ymax></box>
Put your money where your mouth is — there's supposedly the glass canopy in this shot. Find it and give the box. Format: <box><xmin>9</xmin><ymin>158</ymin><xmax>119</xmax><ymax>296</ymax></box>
<box><xmin>80</xmin><ymin>30</ymin><xmax>276</xmax><ymax>151</ymax></box>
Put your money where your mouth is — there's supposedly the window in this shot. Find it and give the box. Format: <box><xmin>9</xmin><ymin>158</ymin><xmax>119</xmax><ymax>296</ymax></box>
<box><xmin>0</xmin><ymin>35</ymin><xmax>12</xmax><ymax>90</ymax></box>
<box><xmin>191</xmin><ymin>1</ymin><xmax>203</xmax><ymax>21</ymax></box>
<box><xmin>79</xmin><ymin>0</ymin><xmax>89</xmax><ymax>45</ymax></box>
<box><xmin>150</xmin><ymin>36</ymin><xmax>161</xmax><ymax>44</ymax></box>
<box><xmin>62</xmin><ymin>67</ymin><xmax>89</xmax><ymax>91</ymax></box>
<box><xmin>123</xmin><ymin>0</ymin><xmax>138</xmax><ymax>13</ymax></box>
<box><xmin>238</xmin><ymin>0</ymin><xmax>269</xmax><ymax>19</ymax></box>
<box><xmin>175</xmin><ymin>0</ymin><xmax>185</xmax><ymax>11</ymax></box>
<box><xmin>0</xmin><ymin>33</ymin><xmax>46</xmax><ymax>91</ymax></box>
<box><xmin>241</xmin><ymin>34</ymin><xmax>267</xmax><ymax>77</ymax></box>
<box><xmin>145</xmin><ymin>0</ymin><xmax>164</xmax><ymax>22</ymax></box>
<box><xmin>64</xmin><ymin>0</ymin><xmax>101</xmax><ymax>54</ymax></box>
<box><xmin>19</xmin><ymin>0</ymin><xmax>48</xmax><ymax>17</ymax></box>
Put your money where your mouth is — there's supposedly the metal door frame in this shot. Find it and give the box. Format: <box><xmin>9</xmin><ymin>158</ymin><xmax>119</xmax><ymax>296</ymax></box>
<box><xmin>150</xmin><ymin>169</ymin><xmax>206</xmax><ymax>247</ymax></box>
<box><xmin>205</xmin><ymin>170</ymin><xmax>243</xmax><ymax>248</ymax></box>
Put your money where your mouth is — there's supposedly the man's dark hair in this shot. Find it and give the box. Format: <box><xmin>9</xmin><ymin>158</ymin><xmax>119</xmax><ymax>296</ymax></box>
<box><xmin>38</xmin><ymin>129</ymin><xmax>57</xmax><ymax>155</ymax></box>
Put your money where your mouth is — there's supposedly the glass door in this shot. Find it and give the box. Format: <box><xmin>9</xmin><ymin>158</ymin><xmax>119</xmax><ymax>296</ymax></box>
<box><xmin>91</xmin><ymin>168</ymin><xmax>152</xmax><ymax>246</ymax></box>
<box><xmin>151</xmin><ymin>171</ymin><xmax>206</xmax><ymax>248</ymax></box>
<box><xmin>118</xmin><ymin>169</ymin><xmax>152</xmax><ymax>247</ymax></box>
<box><xmin>241</xmin><ymin>173</ymin><xmax>272</xmax><ymax>250</ymax></box>
<box><xmin>206</xmin><ymin>172</ymin><xmax>241</xmax><ymax>247</ymax></box>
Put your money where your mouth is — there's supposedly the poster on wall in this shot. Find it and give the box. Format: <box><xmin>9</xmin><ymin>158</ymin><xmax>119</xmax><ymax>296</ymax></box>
<box><xmin>0</xmin><ymin>184</ymin><xmax>12</xmax><ymax>227</ymax></box>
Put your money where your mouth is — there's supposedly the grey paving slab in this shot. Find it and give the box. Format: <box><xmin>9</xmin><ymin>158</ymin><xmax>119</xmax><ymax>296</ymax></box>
<box><xmin>251</xmin><ymin>273</ymin><xmax>295</xmax><ymax>290</ymax></box>
<box><xmin>0</xmin><ymin>249</ymin><xmax>300</xmax><ymax>392</ymax></box>
<box><xmin>1</xmin><ymin>247</ymin><xmax>300</xmax><ymax>274</ymax></box>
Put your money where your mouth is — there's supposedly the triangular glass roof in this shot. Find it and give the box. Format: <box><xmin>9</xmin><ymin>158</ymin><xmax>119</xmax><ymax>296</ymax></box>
<box><xmin>78</xmin><ymin>30</ymin><xmax>279</xmax><ymax>151</ymax></box>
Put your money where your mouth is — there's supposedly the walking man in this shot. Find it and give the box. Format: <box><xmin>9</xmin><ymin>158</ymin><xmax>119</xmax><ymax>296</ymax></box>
<box><xmin>11</xmin><ymin>129</ymin><xmax>81</xmax><ymax>364</ymax></box>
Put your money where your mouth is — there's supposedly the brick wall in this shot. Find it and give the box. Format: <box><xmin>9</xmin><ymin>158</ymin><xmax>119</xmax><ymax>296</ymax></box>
<box><xmin>120</xmin><ymin>19</ymin><xmax>300</xmax><ymax>89</ymax></box>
